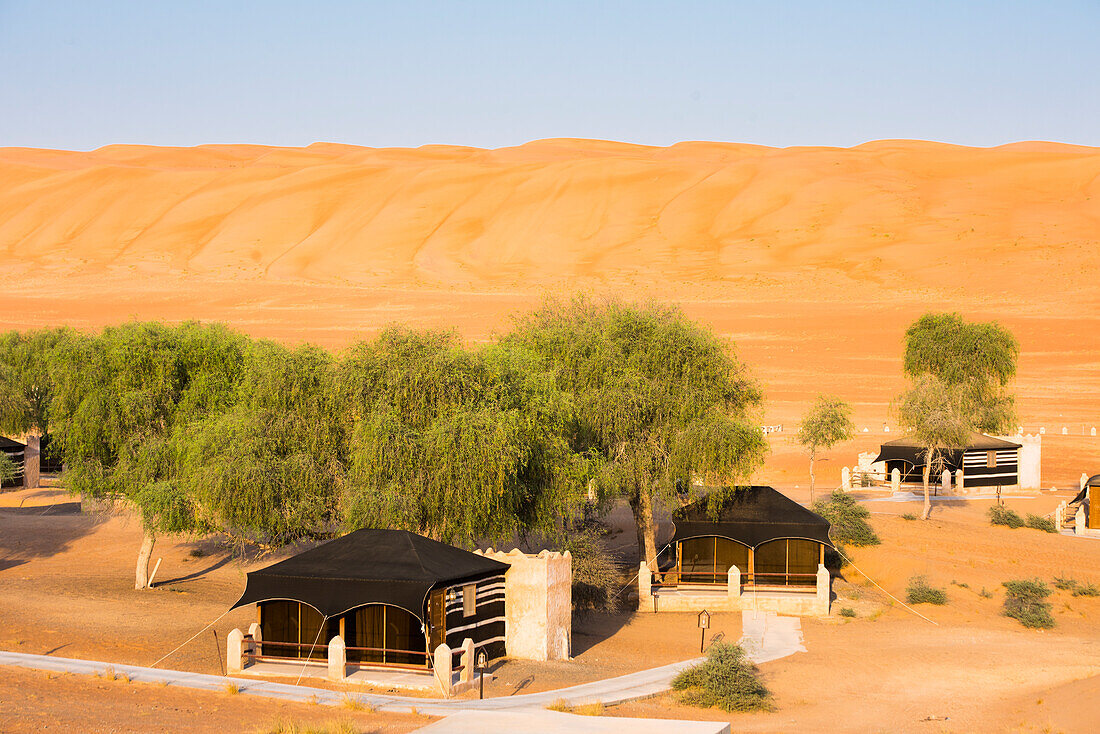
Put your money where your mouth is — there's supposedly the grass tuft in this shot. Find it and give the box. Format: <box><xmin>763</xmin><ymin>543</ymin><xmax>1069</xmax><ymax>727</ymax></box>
<box><xmin>812</xmin><ymin>491</ymin><xmax>880</xmax><ymax>548</ymax></box>
<box><xmin>225</xmin><ymin>681</ymin><xmax>240</xmax><ymax>695</ymax></box>
<box><xmin>1071</xmin><ymin>583</ymin><xmax>1100</xmax><ymax>598</ymax></box>
<box><xmin>671</xmin><ymin>642</ymin><xmax>773</xmax><ymax>712</ymax></box>
<box><xmin>340</xmin><ymin>694</ymin><xmax>366</xmax><ymax>711</ymax></box>
<box><xmin>905</xmin><ymin>576</ymin><xmax>948</xmax><ymax>605</ymax></box>
<box><xmin>1002</xmin><ymin>579</ymin><xmax>1055</xmax><ymax>629</ymax></box>
<box><xmin>839</xmin><ymin>607</ymin><xmax>857</xmax><ymax>618</ymax></box>
<box><xmin>1053</xmin><ymin>577</ymin><xmax>1077</xmax><ymax>591</ymax></box>
<box><xmin>988</xmin><ymin>504</ymin><xmax>1024</xmax><ymax>528</ymax></box>
<box><xmin>900</xmin><ymin>513</ymin><xmax>917</xmax><ymax>521</ymax></box>
<box><xmin>256</xmin><ymin>718</ymin><xmax>358</xmax><ymax>734</ymax></box>
<box><xmin>1025</xmin><ymin>514</ymin><xmax>1058</xmax><ymax>534</ymax></box>
<box><xmin>979</xmin><ymin>587</ymin><xmax>994</xmax><ymax>599</ymax></box>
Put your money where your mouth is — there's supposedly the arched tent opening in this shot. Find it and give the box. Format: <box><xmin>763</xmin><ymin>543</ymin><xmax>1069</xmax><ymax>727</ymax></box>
<box><xmin>664</xmin><ymin>487</ymin><xmax>832</xmax><ymax>590</ymax></box>
<box><xmin>344</xmin><ymin>603</ymin><xmax>426</xmax><ymax>667</ymax></box>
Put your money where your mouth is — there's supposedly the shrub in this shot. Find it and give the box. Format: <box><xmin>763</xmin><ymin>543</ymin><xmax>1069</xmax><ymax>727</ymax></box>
<box><xmin>906</xmin><ymin>576</ymin><xmax>948</xmax><ymax>605</ymax></box>
<box><xmin>1025</xmin><ymin>514</ymin><xmax>1057</xmax><ymax>534</ymax></box>
<box><xmin>901</xmin><ymin>513</ymin><xmax>917</xmax><ymax>521</ymax></box>
<box><xmin>1053</xmin><ymin>577</ymin><xmax>1077</xmax><ymax>591</ymax></box>
<box><xmin>979</xmin><ymin>587</ymin><xmax>994</xmax><ymax>599</ymax></box>
<box><xmin>1002</xmin><ymin>579</ymin><xmax>1054</xmax><ymax>629</ymax></box>
<box><xmin>839</xmin><ymin>607</ymin><xmax>857</xmax><ymax>618</ymax></box>
<box><xmin>988</xmin><ymin>505</ymin><xmax>1024</xmax><ymax>528</ymax></box>
<box><xmin>812</xmin><ymin>491</ymin><xmax>880</xmax><ymax>547</ymax></box>
<box><xmin>1071</xmin><ymin>583</ymin><xmax>1100</xmax><ymax>598</ymax></box>
<box><xmin>671</xmin><ymin>642</ymin><xmax>773</xmax><ymax>712</ymax></box>
<box><xmin>560</xmin><ymin>527</ymin><xmax>621</xmax><ymax>614</ymax></box>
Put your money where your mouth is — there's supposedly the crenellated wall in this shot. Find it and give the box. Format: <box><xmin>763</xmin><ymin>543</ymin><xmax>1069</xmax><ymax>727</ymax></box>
<box><xmin>474</xmin><ymin>548</ymin><xmax>572</xmax><ymax>661</ymax></box>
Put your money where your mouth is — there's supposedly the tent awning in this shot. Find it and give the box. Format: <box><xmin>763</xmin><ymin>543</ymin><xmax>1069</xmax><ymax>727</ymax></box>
<box><xmin>230</xmin><ymin>529</ymin><xmax>509</xmax><ymax>620</ymax></box>
<box><xmin>670</xmin><ymin>486</ymin><xmax>832</xmax><ymax>548</ymax></box>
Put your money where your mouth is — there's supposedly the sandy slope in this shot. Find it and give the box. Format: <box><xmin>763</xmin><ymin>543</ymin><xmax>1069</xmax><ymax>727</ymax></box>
<box><xmin>1</xmin><ymin>139</ymin><xmax>1099</xmax><ymax>484</ymax></box>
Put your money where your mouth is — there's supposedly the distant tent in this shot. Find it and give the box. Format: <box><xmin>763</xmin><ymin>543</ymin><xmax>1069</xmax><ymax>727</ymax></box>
<box><xmin>231</xmin><ymin>529</ymin><xmax>509</xmax><ymax>668</ymax></box>
<box><xmin>665</xmin><ymin>487</ymin><xmax>831</xmax><ymax>587</ymax></box>
<box><xmin>874</xmin><ymin>432</ymin><xmax>1021</xmax><ymax>488</ymax></box>
<box><xmin>0</xmin><ymin>437</ymin><xmax>25</xmax><ymax>489</ymax></box>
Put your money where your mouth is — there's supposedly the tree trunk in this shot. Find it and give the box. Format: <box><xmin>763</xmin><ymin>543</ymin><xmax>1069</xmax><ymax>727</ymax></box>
<box><xmin>630</xmin><ymin>490</ymin><xmax>659</xmax><ymax>571</ymax></box>
<box><xmin>809</xmin><ymin>452</ymin><xmax>816</xmax><ymax>504</ymax></box>
<box><xmin>921</xmin><ymin>462</ymin><xmax>932</xmax><ymax>520</ymax></box>
<box><xmin>135</xmin><ymin>528</ymin><xmax>155</xmax><ymax>590</ymax></box>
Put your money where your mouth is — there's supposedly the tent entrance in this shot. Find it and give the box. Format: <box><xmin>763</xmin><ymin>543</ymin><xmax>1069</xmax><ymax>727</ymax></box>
<box><xmin>345</xmin><ymin>604</ymin><xmax>428</xmax><ymax>668</ymax></box>
<box><xmin>664</xmin><ymin>536</ymin><xmax>823</xmax><ymax>589</ymax></box>
<box><xmin>258</xmin><ymin>601</ymin><xmax>337</xmax><ymax>661</ymax></box>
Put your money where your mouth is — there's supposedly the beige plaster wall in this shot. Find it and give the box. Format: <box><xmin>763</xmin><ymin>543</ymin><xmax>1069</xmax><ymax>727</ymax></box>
<box><xmin>475</xmin><ymin>548</ymin><xmax>572</xmax><ymax>661</ymax></box>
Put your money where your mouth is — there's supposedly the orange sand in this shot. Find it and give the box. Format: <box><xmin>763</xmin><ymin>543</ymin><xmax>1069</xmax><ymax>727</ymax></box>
<box><xmin>1</xmin><ymin>139</ymin><xmax>1098</xmax><ymax>487</ymax></box>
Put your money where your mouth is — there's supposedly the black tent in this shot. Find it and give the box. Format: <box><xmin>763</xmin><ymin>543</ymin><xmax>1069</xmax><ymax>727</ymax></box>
<box><xmin>874</xmin><ymin>432</ymin><xmax>1021</xmax><ymax>486</ymax></box>
<box><xmin>1070</xmin><ymin>474</ymin><xmax>1100</xmax><ymax>505</ymax></box>
<box><xmin>232</xmin><ymin>528</ymin><xmax>509</xmax><ymax>620</ymax></box>
<box><xmin>671</xmin><ymin>486</ymin><xmax>832</xmax><ymax>548</ymax></box>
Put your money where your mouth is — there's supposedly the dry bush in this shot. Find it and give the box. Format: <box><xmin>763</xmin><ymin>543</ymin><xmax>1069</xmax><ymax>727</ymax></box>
<box><xmin>671</xmin><ymin>642</ymin><xmax>773</xmax><ymax>712</ymax></box>
<box><xmin>905</xmin><ymin>576</ymin><xmax>947</xmax><ymax>605</ymax></box>
<box><xmin>1002</xmin><ymin>579</ymin><xmax>1054</xmax><ymax>629</ymax></box>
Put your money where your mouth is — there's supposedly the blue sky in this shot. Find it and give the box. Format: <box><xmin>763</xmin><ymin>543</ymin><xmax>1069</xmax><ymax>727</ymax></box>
<box><xmin>1</xmin><ymin>1</ymin><xmax>1097</xmax><ymax>150</ymax></box>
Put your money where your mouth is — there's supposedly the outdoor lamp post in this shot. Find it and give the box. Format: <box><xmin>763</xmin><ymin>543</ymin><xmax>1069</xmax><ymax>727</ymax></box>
<box><xmin>477</xmin><ymin>649</ymin><xmax>487</xmax><ymax>700</ymax></box>
<box><xmin>698</xmin><ymin>609</ymin><xmax>710</xmax><ymax>653</ymax></box>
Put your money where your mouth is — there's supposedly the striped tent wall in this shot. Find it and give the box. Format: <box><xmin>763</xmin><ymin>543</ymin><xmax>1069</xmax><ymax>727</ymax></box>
<box><xmin>962</xmin><ymin>449</ymin><xmax>1019</xmax><ymax>488</ymax></box>
<box><xmin>442</xmin><ymin>573</ymin><xmax>507</xmax><ymax>661</ymax></box>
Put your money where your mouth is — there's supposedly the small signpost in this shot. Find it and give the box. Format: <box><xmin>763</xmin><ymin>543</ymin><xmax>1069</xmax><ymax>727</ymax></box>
<box><xmin>477</xmin><ymin>649</ymin><xmax>487</xmax><ymax>700</ymax></box>
<box><xmin>698</xmin><ymin>609</ymin><xmax>710</xmax><ymax>653</ymax></box>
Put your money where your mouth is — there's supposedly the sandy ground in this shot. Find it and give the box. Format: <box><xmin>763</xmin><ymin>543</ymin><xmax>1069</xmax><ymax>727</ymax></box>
<box><xmin>0</xmin><ymin>139</ymin><xmax>1098</xmax><ymax>489</ymax></box>
<box><xmin>4</xmin><ymin>483</ymin><xmax>1100</xmax><ymax>731</ymax></box>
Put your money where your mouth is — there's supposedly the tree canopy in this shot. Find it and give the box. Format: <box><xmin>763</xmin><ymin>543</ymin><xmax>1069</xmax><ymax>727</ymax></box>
<box><xmin>505</xmin><ymin>296</ymin><xmax>768</xmax><ymax>566</ymax></box>
<box><xmin>797</xmin><ymin>395</ymin><xmax>854</xmax><ymax>501</ymax></box>
<box><xmin>340</xmin><ymin>327</ymin><xmax>581</xmax><ymax>546</ymax></box>
<box><xmin>903</xmin><ymin>312</ymin><xmax>1018</xmax><ymax>434</ymax></box>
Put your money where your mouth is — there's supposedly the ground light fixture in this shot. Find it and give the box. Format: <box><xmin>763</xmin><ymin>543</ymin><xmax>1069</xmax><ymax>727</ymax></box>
<box><xmin>698</xmin><ymin>609</ymin><xmax>710</xmax><ymax>653</ymax></box>
<box><xmin>477</xmin><ymin>649</ymin><xmax>487</xmax><ymax>699</ymax></box>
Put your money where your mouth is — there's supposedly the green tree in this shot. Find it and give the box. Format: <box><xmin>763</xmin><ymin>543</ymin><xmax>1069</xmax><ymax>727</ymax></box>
<box><xmin>797</xmin><ymin>395</ymin><xmax>854</xmax><ymax>502</ymax></box>
<box><xmin>339</xmin><ymin>326</ymin><xmax>581</xmax><ymax>545</ymax></box>
<box><xmin>897</xmin><ymin>313</ymin><xmax>1020</xmax><ymax>519</ymax></box>
<box><xmin>903</xmin><ymin>313</ymin><xmax>1018</xmax><ymax>434</ymax></box>
<box><xmin>49</xmin><ymin>322</ymin><xmax>249</xmax><ymax>588</ymax></box>
<box><xmin>0</xmin><ymin>328</ymin><xmax>80</xmax><ymax>487</ymax></box>
<box><xmin>506</xmin><ymin>296</ymin><xmax>767</xmax><ymax>570</ymax></box>
<box><xmin>896</xmin><ymin>375</ymin><xmax>971</xmax><ymax>520</ymax></box>
<box><xmin>183</xmin><ymin>340</ymin><xmax>346</xmax><ymax>549</ymax></box>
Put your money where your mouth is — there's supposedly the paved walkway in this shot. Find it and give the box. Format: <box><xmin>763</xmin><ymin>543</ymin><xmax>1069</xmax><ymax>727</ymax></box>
<box><xmin>0</xmin><ymin>610</ymin><xmax>802</xmax><ymax>721</ymax></box>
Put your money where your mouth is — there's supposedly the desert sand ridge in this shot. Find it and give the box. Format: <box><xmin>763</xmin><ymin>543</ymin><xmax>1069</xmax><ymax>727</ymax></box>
<box><xmin>2</xmin><ymin>138</ymin><xmax>1098</xmax><ymax>295</ymax></box>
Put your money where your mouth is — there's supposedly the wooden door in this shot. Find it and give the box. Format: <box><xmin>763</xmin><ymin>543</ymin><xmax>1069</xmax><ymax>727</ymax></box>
<box><xmin>428</xmin><ymin>588</ymin><xmax>446</xmax><ymax>652</ymax></box>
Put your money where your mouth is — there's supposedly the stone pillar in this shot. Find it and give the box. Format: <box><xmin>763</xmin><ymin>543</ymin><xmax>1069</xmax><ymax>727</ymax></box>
<box><xmin>226</xmin><ymin>628</ymin><xmax>245</xmax><ymax>674</ymax></box>
<box><xmin>1076</xmin><ymin>505</ymin><xmax>1086</xmax><ymax>535</ymax></box>
<box><xmin>727</xmin><ymin>565</ymin><xmax>741</xmax><ymax>608</ymax></box>
<box><xmin>1062</xmin><ymin>427</ymin><xmax>1069</xmax><ymax>435</ymax></box>
<box><xmin>954</xmin><ymin>469</ymin><xmax>964</xmax><ymax>492</ymax></box>
<box><xmin>327</xmin><ymin>635</ymin><xmax>346</xmax><ymax>682</ymax></box>
<box><xmin>433</xmin><ymin>643</ymin><xmax>453</xmax><ymax>696</ymax></box>
<box><xmin>1055</xmin><ymin>502</ymin><xmax>1065</xmax><ymax>530</ymax></box>
<box><xmin>841</xmin><ymin>466</ymin><xmax>850</xmax><ymax>491</ymax></box>
<box><xmin>1082</xmin><ymin>473</ymin><xmax>1090</xmax><ymax>492</ymax></box>
<box><xmin>459</xmin><ymin>638</ymin><xmax>475</xmax><ymax>684</ymax></box>
<box><xmin>248</xmin><ymin>622</ymin><xmax>261</xmax><ymax>657</ymax></box>
<box><xmin>1092</xmin><ymin>427</ymin><xmax>1097</xmax><ymax>437</ymax></box>
<box><xmin>23</xmin><ymin>435</ymin><xmax>40</xmax><ymax>489</ymax></box>
<box><xmin>941</xmin><ymin>468</ymin><xmax>951</xmax><ymax>493</ymax></box>
<box><xmin>638</xmin><ymin>560</ymin><xmax>652</xmax><ymax>609</ymax></box>
<box><xmin>815</xmin><ymin>563</ymin><xmax>831</xmax><ymax>615</ymax></box>
<box><xmin>891</xmin><ymin>468</ymin><xmax>900</xmax><ymax>493</ymax></box>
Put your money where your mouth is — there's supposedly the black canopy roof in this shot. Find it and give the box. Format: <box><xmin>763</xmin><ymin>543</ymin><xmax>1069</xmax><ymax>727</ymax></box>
<box><xmin>0</xmin><ymin>436</ymin><xmax>25</xmax><ymax>450</ymax></box>
<box><xmin>231</xmin><ymin>529</ymin><xmax>509</xmax><ymax>620</ymax></box>
<box><xmin>873</xmin><ymin>432</ymin><xmax>1021</xmax><ymax>466</ymax></box>
<box><xmin>1071</xmin><ymin>475</ymin><xmax>1100</xmax><ymax>504</ymax></box>
<box><xmin>671</xmin><ymin>486</ymin><xmax>832</xmax><ymax>548</ymax></box>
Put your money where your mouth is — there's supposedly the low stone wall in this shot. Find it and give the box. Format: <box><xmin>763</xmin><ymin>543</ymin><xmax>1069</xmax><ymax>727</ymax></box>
<box><xmin>640</xmin><ymin>563</ymin><xmax>831</xmax><ymax>616</ymax></box>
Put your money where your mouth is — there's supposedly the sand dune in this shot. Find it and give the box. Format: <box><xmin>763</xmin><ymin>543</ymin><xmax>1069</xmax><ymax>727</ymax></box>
<box><xmin>1</xmin><ymin>139</ymin><xmax>1099</xmax><ymax>484</ymax></box>
<box><xmin>2</xmin><ymin>139</ymin><xmax>1098</xmax><ymax>294</ymax></box>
